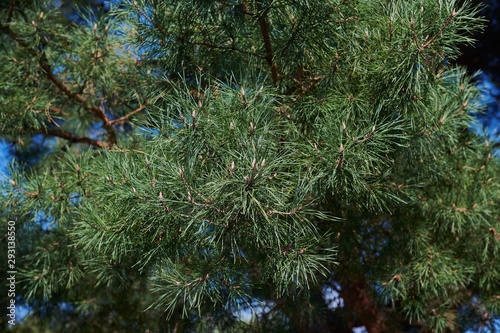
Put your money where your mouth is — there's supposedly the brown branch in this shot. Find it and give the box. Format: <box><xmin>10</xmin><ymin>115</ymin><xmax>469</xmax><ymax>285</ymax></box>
<box><xmin>330</xmin><ymin>0</ymin><xmax>349</xmax><ymax>15</ymax></box>
<box><xmin>353</xmin><ymin>126</ymin><xmax>376</xmax><ymax>146</ymax></box>
<box><xmin>1</xmin><ymin>23</ymin><xmax>117</xmax><ymax>147</ymax></box>
<box><xmin>312</xmin><ymin>142</ymin><xmax>326</xmax><ymax>161</ymax></box>
<box><xmin>40</xmin><ymin>64</ymin><xmax>105</xmax><ymax>120</ymax></box>
<box><xmin>109</xmin><ymin>104</ymin><xmax>148</xmax><ymax>125</ymax></box>
<box><xmin>8</xmin><ymin>179</ymin><xmax>39</xmax><ymax>198</ymax></box>
<box><xmin>410</xmin><ymin>18</ymin><xmax>424</xmax><ymax>51</ymax></box>
<box><xmin>490</xmin><ymin>228</ymin><xmax>500</xmax><ymax>241</ymax></box>
<box><xmin>337</xmin><ymin>142</ymin><xmax>344</xmax><ymax>169</ymax></box>
<box><xmin>0</xmin><ymin>24</ymin><xmax>35</xmax><ymax>55</ymax></box>
<box><xmin>7</xmin><ymin>0</ymin><xmax>15</xmax><ymax>23</ymax></box>
<box><xmin>421</xmin><ymin>115</ymin><xmax>446</xmax><ymax>136</ymax></box>
<box><xmin>40</xmin><ymin>62</ymin><xmax>117</xmax><ymax>146</ymax></box>
<box><xmin>49</xmin><ymin>106</ymin><xmax>67</xmax><ymax>114</ymax></box>
<box><xmin>39</xmin><ymin>128</ymin><xmax>104</xmax><ymax>148</ymax></box>
<box><xmin>258</xmin><ymin>7</ymin><xmax>278</xmax><ymax>86</ymax></box>
<box><xmin>267</xmin><ymin>204</ymin><xmax>302</xmax><ymax>216</ymax></box>
<box><xmin>451</xmin><ymin>202</ymin><xmax>478</xmax><ymax>213</ymax></box>
<box><xmin>421</xmin><ymin>9</ymin><xmax>457</xmax><ymax>49</ymax></box>
<box><xmin>410</xmin><ymin>9</ymin><xmax>457</xmax><ymax>52</ymax></box>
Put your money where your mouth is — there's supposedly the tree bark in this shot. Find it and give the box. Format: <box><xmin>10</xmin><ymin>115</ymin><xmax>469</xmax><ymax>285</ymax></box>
<box><xmin>338</xmin><ymin>278</ymin><xmax>391</xmax><ymax>333</ymax></box>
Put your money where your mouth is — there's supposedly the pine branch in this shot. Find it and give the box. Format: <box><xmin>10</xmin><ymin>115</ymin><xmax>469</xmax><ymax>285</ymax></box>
<box><xmin>280</xmin><ymin>0</ymin><xmax>351</xmax><ymax>57</ymax></box>
<box><xmin>3</xmin><ymin>2</ymin><xmax>497</xmax><ymax>331</ymax></box>
<box><xmin>1</xmin><ymin>22</ymin><xmax>118</xmax><ymax>147</ymax></box>
<box><xmin>421</xmin><ymin>9</ymin><xmax>458</xmax><ymax>49</ymax></box>
<box><xmin>132</xmin><ymin>1</ymin><xmax>265</xmax><ymax>60</ymax></box>
<box><xmin>40</xmin><ymin>61</ymin><xmax>117</xmax><ymax>145</ymax></box>
<box><xmin>281</xmin><ymin>0</ymin><xmax>350</xmax><ymax>54</ymax></box>
<box><xmin>38</xmin><ymin>128</ymin><xmax>104</xmax><ymax>148</ymax></box>
<box><xmin>215</xmin><ymin>1</ymin><xmax>256</xmax><ymax>17</ymax></box>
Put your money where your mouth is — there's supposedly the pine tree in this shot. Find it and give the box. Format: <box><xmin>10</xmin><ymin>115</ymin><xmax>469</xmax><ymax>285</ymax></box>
<box><xmin>1</xmin><ymin>0</ymin><xmax>499</xmax><ymax>332</ymax></box>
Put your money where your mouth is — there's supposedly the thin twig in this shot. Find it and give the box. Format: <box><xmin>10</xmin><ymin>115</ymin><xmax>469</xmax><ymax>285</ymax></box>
<box><xmin>421</xmin><ymin>9</ymin><xmax>457</xmax><ymax>49</ymax></box>
<box><xmin>109</xmin><ymin>104</ymin><xmax>148</xmax><ymax>125</ymax></box>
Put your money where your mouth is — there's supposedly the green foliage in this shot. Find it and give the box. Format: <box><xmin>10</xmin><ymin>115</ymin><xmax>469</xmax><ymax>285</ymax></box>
<box><xmin>1</xmin><ymin>0</ymin><xmax>499</xmax><ymax>332</ymax></box>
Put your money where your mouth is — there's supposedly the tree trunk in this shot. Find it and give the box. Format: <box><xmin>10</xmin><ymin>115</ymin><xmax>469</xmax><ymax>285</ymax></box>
<box><xmin>338</xmin><ymin>278</ymin><xmax>391</xmax><ymax>333</ymax></box>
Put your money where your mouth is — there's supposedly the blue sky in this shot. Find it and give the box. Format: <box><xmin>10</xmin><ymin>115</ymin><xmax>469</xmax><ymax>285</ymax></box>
<box><xmin>0</xmin><ymin>140</ymin><xmax>11</xmax><ymax>177</ymax></box>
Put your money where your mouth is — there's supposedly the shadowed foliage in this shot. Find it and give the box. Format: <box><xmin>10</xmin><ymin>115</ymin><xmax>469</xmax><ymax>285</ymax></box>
<box><xmin>1</xmin><ymin>1</ymin><xmax>499</xmax><ymax>332</ymax></box>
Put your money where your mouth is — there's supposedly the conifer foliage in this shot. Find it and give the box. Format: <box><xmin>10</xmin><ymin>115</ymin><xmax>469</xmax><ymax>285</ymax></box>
<box><xmin>1</xmin><ymin>0</ymin><xmax>499</xmax><ymax>332</ymax></box>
